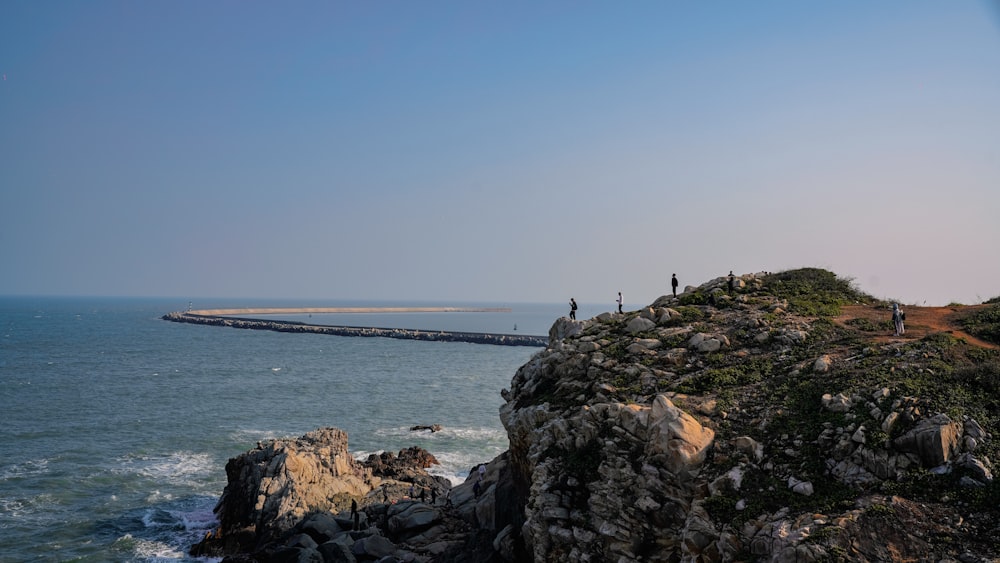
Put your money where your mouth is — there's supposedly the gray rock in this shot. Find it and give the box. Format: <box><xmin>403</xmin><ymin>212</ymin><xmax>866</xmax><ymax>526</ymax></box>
<box><xmin>387</xmin><ymin>501</ymin><xmax>442</xmax><ymax>536</ymax></box>
<box><xmin>626</xmin><ymin>316</ymin><xmax>656</xmax><ymax>334</ymax></box>
<box><xmin>350</xmin><ymin>534</ymin><xmax>397</xmax><ymax>558</ymax></box>
<box><xmin>318</xmin><ymin>539</ymin><xmax>356</xmax><ymax>562</ymax></box>
<box><xmin>893</xmin><ymin>414</ymin><xmax>962</xmax><ymax>468</ymax></box>
<box><xmin>822</xmin><ymin>393</ymin><xmax>853</xmax><ymax>413</ymax></box>
<box><xmin>813</xmin><ymin>354</ymin><xmax>833</xmax><ymax>373</ymax></box>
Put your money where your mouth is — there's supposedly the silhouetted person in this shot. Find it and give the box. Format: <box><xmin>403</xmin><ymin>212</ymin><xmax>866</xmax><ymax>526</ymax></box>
<box><xmin>473</xmin><ymin>480</ymin><xmax>482</xmax><ymax>498</ymax></box>
<box><xmin>728</xmin><ymin>271</ymin><xmax>735</xmax><ymax>292</ymax></box>
<box><xmin>671</xmin><ymin>274</ymin><xmax>678</xmax><ymax>297</ymax></box>
<box><xmin>617</xmin><ymin>292</ymin><xmax>623</xmax><ymax>314</ymax></box>
<box><xmin>569</xmin><ymin>298</ymin><xmax>578</xmax><ymax>320</ymax></box>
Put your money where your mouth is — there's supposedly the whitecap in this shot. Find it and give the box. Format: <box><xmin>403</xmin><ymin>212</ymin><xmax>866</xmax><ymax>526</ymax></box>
<box><xmin>169</xmin><ymin>505</ymin><xmax>218</xmax><ymax>532</ymax></box>
<box><xmin>114</xmin><ymin>533</ymin><xmax>189</xmax><ymax>560</ymax></box>
<box><xmin>117</xmin><ymin>451</ymin><xmax>216</xmax><ymax>489</ymax></box>
<box><xmin>0</xmin><ymin>458</ymin><xmax>50</xmax><ymax>481</ymax></box>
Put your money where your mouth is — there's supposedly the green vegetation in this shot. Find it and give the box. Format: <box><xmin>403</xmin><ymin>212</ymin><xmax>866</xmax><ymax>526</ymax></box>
<box><xmin>675</xmin><ymin>356</ymin><xmax>774</xmax><ymax>394</ymax></box>
<box><xmin>845</xmin><ymin>317</ymin><xmax>890</xmax><ymax>333</ymax></box>
<box><xmin>678</xmin><ymin>292</ymin><xmax>710</xmax><ymax>306</ymax></box>
<box><xmin>962</xmin><ymin>303</ymin><xmax>1000</xmax><ymax>346</ymax></box>
<box><xmin>763</xmin><ymin>268</ymin><xmax>871</xmax><ymax>316</ymax></box>
<box><xmin>703</xmin><ymin>465</ymin><xmax>855</xmax><ymax>527</ymax></box>
<box><xmin>667</xmin><ymin>305</ymin><xmax>708</xmax><ymax>326</ymax></box>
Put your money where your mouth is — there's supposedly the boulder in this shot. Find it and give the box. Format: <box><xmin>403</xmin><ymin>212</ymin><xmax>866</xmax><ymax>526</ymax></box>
<box><xmin>893</xmin><ymin>414</ymin><xmax>961</xmax><ymax>468</ymax></box>
<box><xmin>822</xmin><ymin>393</ymin><xmax>852</xmax><ymax>413</ymax></box>
<box><xmin>626</xmin><ymin>316</ymin><xmax>656</xmax><ymax>334</ymax></box>
<box><xmin>387</xmin><ymin>501</ymin><xmax>442</xmax><ymax>537</ymax></box>
<box><xmin>549</xmin><ymin>317</ymin><xmax>585</xmax><ymax>343</ymax></box>
<box><xmin>350</xmin><ymin>533</ymin><xmax>396</xmax><ymax>559</ymax></box>
<box><xmin>646</xmin><ymin>395</ymin><xmax>715</xmax><ymax>477</ymax></box>
<box><xmin>688</xmin><ymin>333</ymin><xmax>727</xmax><ymax>353</ymax></box>
<box><xmin>813</xmin><ymin>354</ymin><xmax>832</xmax><ymax>373</ymax></box>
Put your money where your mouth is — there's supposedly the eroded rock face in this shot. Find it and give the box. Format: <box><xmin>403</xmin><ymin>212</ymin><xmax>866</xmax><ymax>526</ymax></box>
<box><xmin>501</xmin><ymin>344</ymin><xmax>718</xmax><ymax>561</ymax></box>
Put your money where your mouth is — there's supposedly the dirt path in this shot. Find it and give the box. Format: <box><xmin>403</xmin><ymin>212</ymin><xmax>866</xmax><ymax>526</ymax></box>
<box><xmin>835</xmin><ymin>304</ymin><xmax>998</xmax><ymax>350</ymax></box>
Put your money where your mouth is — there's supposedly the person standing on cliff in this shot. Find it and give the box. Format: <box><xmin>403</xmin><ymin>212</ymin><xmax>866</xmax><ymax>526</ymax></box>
<box><xmin>569</xmin><ymin>298</ymin><xmax>578</xmax><ymax>320</ymax></box>
<box><xmin>728</xmin><ymin>271</ymin><xmax>735</xmax><ymax>292</ymax></box>
<box><xmin>617</xmin><ymin>292</ymin><xmax>623</xmax><ymax>314</ymax></box>
<box><xmin>892</xmin><ymin>303</ymin><xmax>906</xmax><ymax>336</ymax></box>
<box><xmin>671</xmin><ymin>274</ymin><xmax>679</xmax><ymax>298</ymax></box>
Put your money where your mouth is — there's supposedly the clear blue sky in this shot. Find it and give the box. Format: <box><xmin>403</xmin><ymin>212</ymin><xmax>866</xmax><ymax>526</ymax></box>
<box><xmin>2</xmin><ymin>1</ymin><xmax>999</xmax><ymax>306</ymax></box>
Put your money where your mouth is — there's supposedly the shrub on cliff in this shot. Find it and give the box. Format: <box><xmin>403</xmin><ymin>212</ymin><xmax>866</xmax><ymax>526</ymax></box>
<box><xmin>763</xmin><ymin>267</ymin><xmax>871</xmax><ymax>316</ymax></box>
<box><xmin>962</xmin><ymin>303</ymin><xmax>1000</xmax><ymax>346</ymax></box>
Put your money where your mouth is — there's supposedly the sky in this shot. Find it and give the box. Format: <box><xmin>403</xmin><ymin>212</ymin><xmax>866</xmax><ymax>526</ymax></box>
<box><xmin>2</xmin><ymin>1</ymin><xmax>999</xmax><ymax>307</ymax></box>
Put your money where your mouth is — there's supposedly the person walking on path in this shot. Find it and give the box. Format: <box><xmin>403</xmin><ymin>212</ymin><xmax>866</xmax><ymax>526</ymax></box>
<box><xmin>671</xmin><ymin>274</ymin><xmax>679</xmax><ymax>298</ymax></box>
<box><xmin>892</xmin><ymin>303</ymin><xmax>906</xmax><ymax>336</ymax></box>
<box><xmin>616</xmin><ymin>292</ymin><xmax>623</xmax><ymax>313</ymax></box>
<box><xmin>569</xmin><ymin>298</ymin><xmax>578</xmax><ymax>320</ymax></box>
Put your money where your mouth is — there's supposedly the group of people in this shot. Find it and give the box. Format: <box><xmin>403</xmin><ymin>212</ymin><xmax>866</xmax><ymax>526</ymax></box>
<box><xmin>568</xmin><ymin>273</ymin><xmax>683</xmax><ymax>320</ymax></box>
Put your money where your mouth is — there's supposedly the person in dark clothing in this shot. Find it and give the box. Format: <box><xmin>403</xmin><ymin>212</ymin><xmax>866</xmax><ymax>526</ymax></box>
<box><xmin>671</xmin><ymin>274</ymin><xmax>678</xmax><ymax>297</ymax></box>
<box><xmin>728</xmin><ymin>271</ymin><xmax>735</xmax><ymax>292</ymax></box>
<box><xmin>569</xmin><ymin>298</ymin><xmax>578</xmax><ymax>320</ymax></box>
<box><xmin>473</xmin><ymin>480</ymin><xmax>482</xmax><ymax>498</ymax></box>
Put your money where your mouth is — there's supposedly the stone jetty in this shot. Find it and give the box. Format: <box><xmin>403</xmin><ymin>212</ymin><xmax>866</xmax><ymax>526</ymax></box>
<box><xmin>161</xmin><ymin>310</ymin><xmax>547</xmax><ymax>347</ymax></box>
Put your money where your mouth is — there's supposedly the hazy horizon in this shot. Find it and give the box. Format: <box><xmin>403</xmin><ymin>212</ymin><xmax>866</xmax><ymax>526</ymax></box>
<box><xmin>3</xmin><ymin>2</ymin><xmax>998</xmax><ymax>307</ymax></box>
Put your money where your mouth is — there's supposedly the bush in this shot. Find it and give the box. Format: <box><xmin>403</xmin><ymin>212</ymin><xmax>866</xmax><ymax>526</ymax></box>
<box><xmin>963</xmin><ymin>304</ymin><xmax>1000</xmax><ymax>346</ymax></box>
<box><xmin>763</xmin><ymin>268</ymin><xmax>871</xmax><ymax>316</ymax></box>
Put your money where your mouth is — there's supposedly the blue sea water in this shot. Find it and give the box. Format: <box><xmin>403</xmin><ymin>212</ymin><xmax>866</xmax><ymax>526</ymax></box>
<box><xmin>0</xmin><ymin>297</ymin><xmax>583</xmax><ymax>562</ymax></box>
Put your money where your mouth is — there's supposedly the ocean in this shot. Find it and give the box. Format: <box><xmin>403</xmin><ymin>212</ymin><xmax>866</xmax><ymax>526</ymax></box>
<box><xmin>0</xmin><ymin>296</ymin><xmax>586</xmax><ymax>562</ymax></box>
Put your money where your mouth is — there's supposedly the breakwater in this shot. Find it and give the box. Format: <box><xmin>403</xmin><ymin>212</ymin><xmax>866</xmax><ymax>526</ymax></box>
<box><xmin>161</xmin><ymin>311</ymin><xmax>548</xmax><ymax>347</ymax></box>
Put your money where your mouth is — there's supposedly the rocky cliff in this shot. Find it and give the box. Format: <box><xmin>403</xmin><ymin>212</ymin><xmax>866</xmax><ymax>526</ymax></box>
<box><xmin>497</xmin><ymin>268</ymin><xmax>1000</xmax><ymax>562</ymax></box>
<box><xmin>196</xmin><ymin>268</ymin><xmax>1000</xmax><ymax>562</ymax></box>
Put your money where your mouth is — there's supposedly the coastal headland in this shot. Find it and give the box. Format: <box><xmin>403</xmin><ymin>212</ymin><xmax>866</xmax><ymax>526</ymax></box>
<box><xmin>162</xmin><ymin>307</ymin><xmax>547</xmax><ymax>347</ymax></box>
